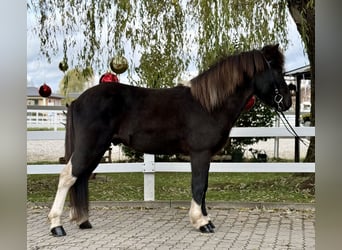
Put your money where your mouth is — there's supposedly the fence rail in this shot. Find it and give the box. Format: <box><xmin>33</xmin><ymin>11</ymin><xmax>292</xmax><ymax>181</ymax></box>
<box><xmin>27</xmin><ymin>106</ymin><xmax>67</xmax><ymax>130</ymax></box>
<box><xmin>27</xmin><ymin>127</ymin><xmax>315</xmax><ymax>201</ymax></box>
<box><xmin>27</xmin><ymin>107</ymin><xmax>307</xmax><ymax>130</ymax></box>
<box><xmin>27</xmin><ymin>127</ymin><xmax>315</xmax><ymax>140</ymax></box>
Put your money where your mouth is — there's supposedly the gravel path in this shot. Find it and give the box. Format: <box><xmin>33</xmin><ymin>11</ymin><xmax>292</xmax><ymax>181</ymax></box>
<box><xmin>27</xmin><ymin>138</ymin><xmax>309</xmax><ymax>163</ymax></box>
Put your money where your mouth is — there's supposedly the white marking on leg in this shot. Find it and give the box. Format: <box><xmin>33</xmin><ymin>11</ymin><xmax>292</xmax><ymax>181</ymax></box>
<box><xmin>204</xmin><ymin>215</ymin><xmax>211</xmax><ymax>222</ymax></box>
<box><xmin>189</xmin><ymin>199</ymin><xmax>209</xmax><ymax>229</ymax></box>
<box><xmin>48</xmin><ymin>160</ymin><xmax>76</xmax><ymax>229</ymax></box>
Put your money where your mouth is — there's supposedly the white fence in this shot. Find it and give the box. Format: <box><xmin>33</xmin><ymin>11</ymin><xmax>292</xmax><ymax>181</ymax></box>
<box><xmin>27</xmin><ymin>107</ymin><xmax>304</xmax><ymax>130</ymax></box>
<box><xmin>27</xmin><ymin>106</ymin><xmax>67</xmax><ymax>130</ymax></box>
<box><xmin>27</xmin><ymin>126</ymin><xmax>315</xmax><ymax>201</ymax></box>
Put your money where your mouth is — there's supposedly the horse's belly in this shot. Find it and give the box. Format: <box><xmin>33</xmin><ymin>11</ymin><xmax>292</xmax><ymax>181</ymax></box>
<box><xmin>127</xmin><ymin>132</ymin><xmax>187</xmax><ymax>155</ymax></box>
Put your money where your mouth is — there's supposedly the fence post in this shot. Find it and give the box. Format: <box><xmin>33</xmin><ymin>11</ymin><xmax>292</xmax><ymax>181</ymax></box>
<box><xmin>143</xmin><ymin>154</ymin><xmax>155</xmax><ymax>201</ymax></box>
<box><xmin>53</xmin><ymin>112</ymin><xmax>57</xmax><ymax>131</ymax></box>
<box><xmin>274</xmin><ymin>116</ymin><xmax>280</xmax><ymax>158</ymax></box>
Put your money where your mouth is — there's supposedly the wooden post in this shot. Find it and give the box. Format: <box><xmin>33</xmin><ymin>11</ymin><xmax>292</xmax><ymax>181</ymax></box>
<box><xmin>295</xmin><ymin>75</ymin><xmax>301</xmax><ymax>162</ymax></box>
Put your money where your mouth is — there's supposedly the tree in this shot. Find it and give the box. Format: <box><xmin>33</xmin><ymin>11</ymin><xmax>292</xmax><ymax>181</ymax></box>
<box><xmin>27</xmin><ymin>0</ymin><xmax>289</xmax><ymax>86</ymax></box>
<box><xmin>59</xmin><ymin>67</ymin><xmax>94</xmax><ymax>104</ymax></box>
<box><xmin>27</xmin><ymin>1</ymin><xmax>314</xmax><ymax>161</ymax></box>
<box><xmin>286</xmin><ymin>0</ymin><xmax>315</xmax><ymax>162</ymax></box>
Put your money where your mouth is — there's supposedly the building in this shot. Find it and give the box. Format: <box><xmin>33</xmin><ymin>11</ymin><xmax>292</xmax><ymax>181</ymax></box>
<box><xmin>27</xmin><ymin>86</ymin><xmax>64</xmax><ymax>106</ymax></box>
<box><xmin>284</xmin><ymin>65</ymin><xmax>311</xmax><ymax>113</ymax></box>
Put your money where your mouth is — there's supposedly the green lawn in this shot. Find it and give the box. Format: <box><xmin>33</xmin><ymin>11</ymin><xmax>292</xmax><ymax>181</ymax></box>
<box><xmin>27</xmin><ymin>172</ymin><xmax>314</xmax><ymax>203</ymax></box>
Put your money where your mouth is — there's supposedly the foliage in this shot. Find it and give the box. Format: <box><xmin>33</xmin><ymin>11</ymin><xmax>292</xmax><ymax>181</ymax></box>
<box><xmin>28</xmin><ymin>0</ymin><xmax>289</xmax><ymax>87</ymax></box>
<box><xmin>227</xmin><ymin>98</ymin><xmax>276</xmax><ymax>159</ymax></box>
<box><xmin>121</xmin><ymin>146</ymin><xmax>181</xmax><ymax>162</ymax></box>
<box><xmin>27</xmin><ymin>172</ymin><xmax>314</xmax><ymax>203</ymax></box>
<box><xmin>301</xmin><ymin>113</ymin><xmax>311</xmax><ymax>123</ymax></box>
<box><xmin>121</xmin><ymin>145</ymin><xmax>143</xmax><ymax>162</ymax></box>
<box><xmin>59</xmin><ymin>67</ymin><xmax>94</xmax><ymax>104</ymax></box>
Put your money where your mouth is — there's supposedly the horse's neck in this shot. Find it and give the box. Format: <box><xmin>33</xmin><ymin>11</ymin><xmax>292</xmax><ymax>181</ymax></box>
<box><xmin>213</xmin><ymin>82</ymin><xmax>254</xmax><ymax>128</ymax></box>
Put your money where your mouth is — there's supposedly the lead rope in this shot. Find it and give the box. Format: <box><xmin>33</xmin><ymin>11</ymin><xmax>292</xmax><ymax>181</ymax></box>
<box><xmin>276</xmin><ymin>111</ymin><xmax>309</xmax><ymax>147</ymax></box>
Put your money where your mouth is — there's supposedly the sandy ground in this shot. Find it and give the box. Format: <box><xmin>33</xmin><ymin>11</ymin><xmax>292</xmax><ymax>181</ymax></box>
<box><xmin>27</xmin><ymin>138</ymin><xmax>309</xmax><ymax>163</ymax></box>
<box><xmin>243</xmin><ymin>138</ymin><xmax>310</xmax><ymax>160</ymax></box>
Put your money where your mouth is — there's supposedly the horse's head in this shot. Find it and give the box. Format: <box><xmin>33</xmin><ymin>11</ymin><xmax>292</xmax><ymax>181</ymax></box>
<box><xmin>253</xmin><ymin>44</ymin><xmax>292</xmax><ymax>112</ymax></box>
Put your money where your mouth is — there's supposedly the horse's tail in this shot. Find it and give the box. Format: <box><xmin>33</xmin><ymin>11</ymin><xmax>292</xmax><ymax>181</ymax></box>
<box><xmin>69</xmin><ymin>174</ymin><xmax>90</xmax><ymax>224</ymax></box>
<box><xmin>64</xmin><ymin>102</ymin><xmax>74</xmax><ymax>162</ymax></box>
<box><xmin>65</xmin><ymin>102</ymin><xmax>90</xmax><ymax>224</ymax></box>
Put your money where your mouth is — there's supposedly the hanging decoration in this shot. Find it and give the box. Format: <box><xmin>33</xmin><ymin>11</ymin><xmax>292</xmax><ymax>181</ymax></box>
<box><xmin>38</xmin><ymin>83</ymin><xmax>52</xmax><ymax>97</ymax></box>
<box><xmin>58</xmin><ymin>60</ymin><xmax>69</xmax><ymax>73</ymax></box>
<box><xmin>110</xmin><ymin>55</ymin><xmax>128</xmax><ymax>74</ymax></box>
<box><xmin>99</xmin><ymin>72</ymin><xmax>119</xmax><ymax>83</ymax></box>
<box><xmin>59</xmin><ymin>54</ymin><xmax>69</xmax><ymax>97</ymax></box>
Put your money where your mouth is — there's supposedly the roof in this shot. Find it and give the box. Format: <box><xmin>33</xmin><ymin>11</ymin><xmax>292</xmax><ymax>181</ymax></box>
<box><xmin>284</xmin><ymin>65</ymin><xmax>311</xmax><ymax>78</ymax></box>
<box><xmin>27</xmin><ymin>86</ymin><xmax>64</xmax><ymax>99</ymax></box>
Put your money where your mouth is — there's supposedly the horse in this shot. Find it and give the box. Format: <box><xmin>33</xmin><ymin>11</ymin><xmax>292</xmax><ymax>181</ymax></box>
<box><xmin>48</xmin><ymin>44</ymin><xmax>292</xmax><ymax>236</ymax></box>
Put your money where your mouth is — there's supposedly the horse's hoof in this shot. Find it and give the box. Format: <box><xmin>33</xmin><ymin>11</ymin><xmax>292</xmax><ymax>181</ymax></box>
<box><xmin>208</xmin><ymin>220</ymin><xmax>215</xmax><ymax>229</ymax></box>
<box><xmin>199</xmin><ymin>223</ymin><xmax>214</xmax><ymax>233</ymax></box>
<box><xmin>79</xmin><ymin>220</ymin><xmax>92</xmax><ymax>229</ymax></box>
<box><xmin>50</xmin><ymin>226</ymin><xmax>66</xmax><ymax>237</ymax></box>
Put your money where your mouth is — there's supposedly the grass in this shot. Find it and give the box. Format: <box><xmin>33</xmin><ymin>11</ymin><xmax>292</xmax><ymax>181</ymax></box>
<box><xmin>27</xmin><ymin>172</ymin><xmax>315</xmax><ymax>203</ymax></box>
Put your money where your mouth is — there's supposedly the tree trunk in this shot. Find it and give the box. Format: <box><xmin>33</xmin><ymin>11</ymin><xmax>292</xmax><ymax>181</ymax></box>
<box><xmin>287</xmin><ymin>0</ymin><xmax>315</xmax><ymax>162</ymax></box>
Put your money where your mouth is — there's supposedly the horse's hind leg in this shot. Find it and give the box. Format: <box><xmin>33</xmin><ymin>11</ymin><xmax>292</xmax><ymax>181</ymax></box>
<box><xmin>48</xmin><ymin>160</ymin><xmax>76</xmax><ymax>236</ymax></box>
<box><xmin>67</xmin><ymin>128</ymin><xmax>114</xmax><ymax>230</ymax></box>
<box><xmin>189</xmin><ymin>151</ymin><xmax>214</xmax><ymax>233</ymax></box>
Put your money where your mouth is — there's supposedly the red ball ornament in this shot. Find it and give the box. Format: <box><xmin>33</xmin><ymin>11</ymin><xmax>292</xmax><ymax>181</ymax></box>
<box><xmin>99</xmin><ymin>72</ymin><xmax>119</xmax><ymax>83</ymax></box>
<box><xmin>244</xmin><ymin>96</ymin><xmax>256</xmax><ymax>111</ymax></box>
<box><xmin>38</xmin><ymin>83</ymin><xmax>52</xmax><ymax>98</ymax></box>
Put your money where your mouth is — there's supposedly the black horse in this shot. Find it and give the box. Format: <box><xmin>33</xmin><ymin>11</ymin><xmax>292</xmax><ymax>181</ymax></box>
<box><xmin>48</xmin><ymin>44</ymin><xmax>292</xmax><ymax>236</ymax></box>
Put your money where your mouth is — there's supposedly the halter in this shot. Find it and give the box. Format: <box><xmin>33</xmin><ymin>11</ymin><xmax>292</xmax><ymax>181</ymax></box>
<box><xmin>264</xmin><ymin>59</ymin><xmax>284</xmax><ymax>112</ymax></box>
<box><xmin>274</xmin><ymin>88</ymin><xmax>284</xmax><ymax>112</ymax></box>
<box><xmin>264</xmin><ymin>58</ymin><xmax>309</xmax><ymax>147</ymax></box>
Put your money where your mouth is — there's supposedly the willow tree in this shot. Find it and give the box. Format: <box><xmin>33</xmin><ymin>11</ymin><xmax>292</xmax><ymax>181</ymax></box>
<box><xmin>27</xmin><ymin>0</ymin><xmax>289</xmax><ymax>83</ymax></box>
<box><xmin>59</xmin><ymin>67</ymin><xmax>94</xmax><ymax>104</ymax></box>
<box><xmin>287</xmin><ymin>0</ymin><xmax>315</xmax><ymax>163</ymax></box>
<box><xmin>27</xmin><ymin>0</ymin><xmax>314</xmax><ymax>161</ymax></box>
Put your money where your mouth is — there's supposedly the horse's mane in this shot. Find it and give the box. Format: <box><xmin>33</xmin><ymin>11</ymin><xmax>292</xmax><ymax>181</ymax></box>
<box><xmin>190</xmin><ymin>47</ymin><xmax>283</xmax><ymax>111</ymax></box>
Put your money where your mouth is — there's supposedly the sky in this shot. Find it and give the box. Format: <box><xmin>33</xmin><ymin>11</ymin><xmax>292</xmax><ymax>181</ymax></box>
<box><xmin>27</xmin><ymin>11</ymin><xmax>309</xmax><ymax>94</ymax></box>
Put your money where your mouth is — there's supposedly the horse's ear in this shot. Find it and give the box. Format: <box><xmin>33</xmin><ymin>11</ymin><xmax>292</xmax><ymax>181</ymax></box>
<box><xmin>273</xmin><ymin>44</ymin><xmax>283</xmax><ymax>55</ymax></box>
<box><xmin>270</xmin><ymin>44</ymin><xmax>280</xmax><ymax>54</ymax></box>
<box><xmin>262</xmin><ymin>44</ymin><xmax>279</xmax><ymax>54</ymax></box>
<box><xmin>261</xmin><ymin>45</ymin><xmax>272</xmax><ymax>61</ymax></box>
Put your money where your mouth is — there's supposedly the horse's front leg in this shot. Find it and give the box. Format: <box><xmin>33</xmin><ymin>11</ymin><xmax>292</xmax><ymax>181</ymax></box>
<box><xmin>189</xmin><ymin>151</ymin><xmax>214</xmax><ymax>233</ymax></box>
